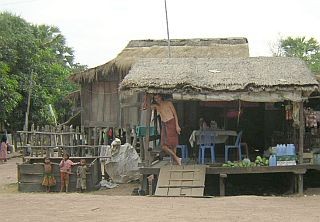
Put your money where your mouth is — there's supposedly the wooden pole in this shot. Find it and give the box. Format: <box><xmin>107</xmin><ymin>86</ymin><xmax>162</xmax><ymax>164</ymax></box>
<box><xmin>298</xmin><ymin>102</ymin><xmax>304</xmax><ymax>164</ymax></box>
<box><xmin>144</xmin><ymin>94</ymin><xmax>152</xmax><ymax>166</ymax></box>
<box><xmin>164</xmin><ymin>0</ymin><xmax>171</xmax><ymax>58</ymax></box>
<box><xmin>24</xmin><ymin>70</ymin><xmax>33</xmax><ymax>131</ymax></box>
<box><xmin>126</xmin><ymin>124</ymin><xmax>131</xmax><ymax>144</ymax></box>
<box><xmin>153</xmin><ymin>110</ymin><xmax>158</xmax><ymax>149</ymax></box>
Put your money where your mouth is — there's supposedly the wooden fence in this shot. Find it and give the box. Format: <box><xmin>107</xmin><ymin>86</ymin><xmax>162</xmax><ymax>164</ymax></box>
<box><xmin>17</xmin><ymin>124</ymin><xmax>104</xmax><ymax>159</ymax></box>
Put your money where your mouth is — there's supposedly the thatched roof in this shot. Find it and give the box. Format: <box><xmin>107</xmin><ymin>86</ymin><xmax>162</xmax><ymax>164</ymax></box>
<box><xmin>119</xmin><ymin>57</ymin><xmax>319</xmax><ymax>102</ymax></box>
<box><xmin>69</xmin><ymin>38</ymin><xmax>249</xmax><ymax>83</ymax></box>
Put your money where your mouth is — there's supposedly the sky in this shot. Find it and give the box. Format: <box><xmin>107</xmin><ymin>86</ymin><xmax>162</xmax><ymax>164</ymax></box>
<box><xmin>1</xmin><ymin>0</ymin><xmax>320</xmax><ymax>68</ymax></box>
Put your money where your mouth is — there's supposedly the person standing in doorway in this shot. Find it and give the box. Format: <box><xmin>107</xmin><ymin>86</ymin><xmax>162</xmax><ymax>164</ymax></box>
<box><xmin>143</xmin><ymin>94</ymin><xmax>181</xmax><ymax>165</ymax></box>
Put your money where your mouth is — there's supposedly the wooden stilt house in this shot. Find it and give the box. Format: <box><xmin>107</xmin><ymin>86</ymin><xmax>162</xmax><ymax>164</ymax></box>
<box><xmin>69</xmin><ymin>38</ymin><xmax>249</xmax><ymax>144</ymax></box>
<box><xmin>119</xmin><ymin>57</ymin><xmax>320</xmax><ymax>196</ymax></box>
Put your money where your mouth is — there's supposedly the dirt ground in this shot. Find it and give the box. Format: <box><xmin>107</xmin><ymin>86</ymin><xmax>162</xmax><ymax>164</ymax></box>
<box><xmin>1</xmin><ymin>157</ymin><xmax>320</xmax><ymax>222</ymax></box>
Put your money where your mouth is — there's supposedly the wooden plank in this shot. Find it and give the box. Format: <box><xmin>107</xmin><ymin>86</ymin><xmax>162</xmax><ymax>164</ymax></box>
<box><xmin>167</xmin><ymin>165</ymin><xmax>183</xmax><ymax>196</ymax></box>
<box><xmin>206</xmin><ymin>165</ymin><xmax>307</xmax><ymax>174</ymax></box>
<box><xmin>19</xmin><ymin>174</ymin><xmax>43</xmax><ymax>183</ymax></box>
<box><xmin>168</xmin><ymin>169</ymin><xmax>200</xmax><ymax>172</ymax></box>
<box><xmin>155</xmin><ymin>165</ymin><xmax>172</xmax><ymax>196</ymax></box>
<box><xmin>180</xmin><ymin>165</ymin><xmax>195</xmax><ymax>196</ymax></box>
<box><xmin>141</xmin><ymin>163</ymin><xmax>308</xmax><ymax>176</ymax></box>
<box><xmin>91</xmin><ymin>83</ymin><xmax>99</xmax><ymax>123</ymax></box>
<box><xmin>81</xmin><ymin>86</ymin><xmax>88</xmax><ymax>127</ymax></box>
<box><xmin>191</xmin><ymin>165</ymin><xmax>206</xmax><ymax>196</ymax></box>
<box><xmin>18</xmin><ymin>164</ymin><xmax>44</xmax><ymax>174</ymax></box>
<box><xmin>96</xmin><ymin>82</ymin><xmax>105</xmax><ymax>123</ymax></box>
<box><xmin>180</xmin><ymin>188</ymin><xmax>192</xmax><ymax>196</ymax></box>
<box><xmin>109</xmin><ymin>82</ymin><xmax>120</xmax><ymax>124</ymax></box>
<box><xmin>158</xmin><ymin>185</ymin><xmax>204</xmax><ymax>188</ymax></box>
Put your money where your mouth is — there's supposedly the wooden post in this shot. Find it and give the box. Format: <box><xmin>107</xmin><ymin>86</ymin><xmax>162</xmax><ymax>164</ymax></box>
<box><xmin>69</xmin><ymin>126</ymin><xmax>74</xmax><ymax>156</ymax></box>
<box><xmin>144</xmin><ymin>95</ymin><xmax>152</xmax><ymax>166</ymax></box>
<box><xmin>298</xmin><ymin>102</ymin><xmax>304</xmax><ymax>164</ymax></box>
<box><xmin>153</xmin><ymin>110</ymin><xmax>158</xmax><ymax>149</ymax></box>
<box><xmin>125</xmin><ymin>124</ymin><xmax>131</xmax><ymax>144</ymax></box>
<box><xmin>44</xmin><ymin>125</ymin><xmax>49</xmax><ymax>157</ymax></box>
<box><xmin>132</xmin><ymin>125</ymin><xmax>137</xmax><ymax>148</ymax></box>
<box><xmin>297</xmin><ymin>174</ymin><xmax>304</xmax><ymax>195</ymax></box>
<box><xmin>219</xmin><ymin>173</ymin><xmax>227</xmax><ymax>196</ymax></box>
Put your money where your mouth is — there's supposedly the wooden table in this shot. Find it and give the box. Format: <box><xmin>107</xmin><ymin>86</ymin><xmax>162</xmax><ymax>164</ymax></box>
<box><xmin>189</xmin><ymin>129</ymin><xmax>237</xmax><ymax>147</ymax></box>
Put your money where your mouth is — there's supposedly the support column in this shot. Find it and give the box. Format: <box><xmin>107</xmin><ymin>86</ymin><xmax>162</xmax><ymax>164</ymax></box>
<box><xmin>219</xmin><ymin>173</ymin><xmax>227</xmax><ymax>196</ymax></box>
<box><xmin>298</xmin><ymin>102</ymin><xmax>304</xmax><ymax>164</ymax></box>
<box><xmin>144</xmin><ymin>94</ymin><xmax>152</xmax><ymax>166</ymax></box>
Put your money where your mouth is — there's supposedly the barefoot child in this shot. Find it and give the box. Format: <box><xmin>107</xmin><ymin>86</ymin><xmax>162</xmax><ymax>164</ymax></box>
<box><xmin>42</xmin><ymin>157</ymin><xmax>56</xmax><ymax>192</ymax></box>
<box><xmin>59</xmin><ymin>153</ymin><xmax>78</xmax><ymax>192</ymax></box>
<box><xmin>76</xmin><ymin>159</ymin><xmax>88</xmax><ymax>192</ymax></box>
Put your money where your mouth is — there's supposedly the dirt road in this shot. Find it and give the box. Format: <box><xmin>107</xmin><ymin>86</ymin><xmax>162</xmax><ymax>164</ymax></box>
<box><xmin>1</xmin><ymin>157</ymin><xmax>320</xmax><ymax>222</ymax></box>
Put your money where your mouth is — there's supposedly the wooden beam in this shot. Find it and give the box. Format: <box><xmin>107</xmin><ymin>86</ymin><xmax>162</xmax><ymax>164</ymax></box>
<box><xmin>298</xmin><ymin>102</ymin><xmax>304</xmax><ymax>164</ymax></box>
<box><xmin>219</xmin><ymin>173</ymin><xmax>227</xmax><ymax>196</ymax></box>
<box><xmin>144</xmin><ymin>94</ymin><xmax>152</xmax><ymax>166</ymax></box>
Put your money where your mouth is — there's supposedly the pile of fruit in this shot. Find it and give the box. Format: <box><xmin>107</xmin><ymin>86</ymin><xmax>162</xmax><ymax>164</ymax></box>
<box><xmin>222</xmin><ymin>156</ymin><xmax>269</xmax><ymax>167</ymax></box>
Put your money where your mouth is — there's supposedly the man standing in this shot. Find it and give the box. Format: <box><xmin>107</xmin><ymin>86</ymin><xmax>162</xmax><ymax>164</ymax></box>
<box><xmin>144</xmin><ymin>94</ymin><xmax>181</xmax><ymax>165</ymax></box>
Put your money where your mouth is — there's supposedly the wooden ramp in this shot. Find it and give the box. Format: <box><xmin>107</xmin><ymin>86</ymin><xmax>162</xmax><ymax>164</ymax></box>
<box><xmin>155</xmin><ymin>165</ymin><xmax>206</xmax><ymax>197</ymax></box>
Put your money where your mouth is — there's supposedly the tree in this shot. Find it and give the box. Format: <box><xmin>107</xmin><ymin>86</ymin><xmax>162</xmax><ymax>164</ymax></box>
<box><xmin>0</xmin><ymin>12</ymin><xmax>81</xmax><ymax>131</ymax></box>
<box><xmin>275</xmin><ymin>37</ymin><xmax>320</xmax><ymax>74</ymax></box>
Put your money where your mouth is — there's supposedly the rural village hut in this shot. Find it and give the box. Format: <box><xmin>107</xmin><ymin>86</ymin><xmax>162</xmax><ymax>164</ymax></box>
<box><xmin>119</xmin><ymin>57</ymin><xmax>319</xmax><ymax>165</ymax></box>
<box><xmin>69</xmin><ymin>38</ymin><xmax>249</xmax><ymax>144</ymax></box>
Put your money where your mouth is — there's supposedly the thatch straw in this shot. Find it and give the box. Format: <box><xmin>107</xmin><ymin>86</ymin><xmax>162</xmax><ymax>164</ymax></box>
<box><xmin>69</xmin><ymin>38</ymin><xmax>249</xmax><ymax>83</ymax></box>
<box><xmin>119</xmin><ymin>57</ymin><xmax>319</xmax><ymax>95</ymax></box>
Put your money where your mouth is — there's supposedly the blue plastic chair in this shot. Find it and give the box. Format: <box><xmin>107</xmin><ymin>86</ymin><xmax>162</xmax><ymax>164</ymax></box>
<box><xmin>198</xmin><ymin>131</ymin><xmax>216</xmax><ymax>164</ymax></box>
<box><xmin>224</xmin><ymin>131</ymin><xmax>243</xmax><ymax>162</ymax></box>
<box><xmin>176</xmin><ymin>145</ymin><xmax>189</xmax><ymax>163</ymax></box>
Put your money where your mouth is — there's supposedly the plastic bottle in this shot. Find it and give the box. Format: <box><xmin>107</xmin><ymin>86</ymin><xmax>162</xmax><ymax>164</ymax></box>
<box><xmin>288</xmin><ymin>144</ymin><xmax>295</xmax><ymax>155</ymax></box>
<box><xmin>269</xmin><ymin>154</ymin><xmax>277</xmax><ymax>166</ymax></box>
<box><xmin>276</xmin><ymin>144</ymin><xmax>280</xmax><ymax>156</ymax></box>
<box><xmin>283</xmin><ymin>144</ymin><xmax>288</xmax><ymax>156</ymax></box>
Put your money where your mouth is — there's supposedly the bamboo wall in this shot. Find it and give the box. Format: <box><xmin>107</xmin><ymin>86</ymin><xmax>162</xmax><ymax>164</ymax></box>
<box><xmin>81</xmin><ymin>78</ymin><xmax>120</xmax><ymax>128</ymax></box>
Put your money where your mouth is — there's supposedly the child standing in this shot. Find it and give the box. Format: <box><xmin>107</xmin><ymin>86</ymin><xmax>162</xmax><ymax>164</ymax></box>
<box><xmin>42</xmin><ymin>157</ymin><xmax>56</xmax><ymax>192</ymax></box>
<box><xmin>76</xmin><ymin>159</ymin><xmax>88</xmax><ymax>192</ymax></box>
<box><xmin>59</xmin><ymin>153</ymin><xmax>78</xmax><ymax>192</ymax></box>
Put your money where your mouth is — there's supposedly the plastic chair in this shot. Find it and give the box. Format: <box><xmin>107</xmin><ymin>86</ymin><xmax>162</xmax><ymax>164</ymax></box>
<box><xmin>224</xmin><ymin>131</ymin><xmax>243</xmax><ymax>162</ymax></box>
<box><xmin>176</xmin><ymin>145</ymin><xmax>189</xmax><ymax>163</ymax></box>
<box><xmin>198</xmin><ymin>131</ymin><xmax>216</xmax><ymax>164</ymax></box>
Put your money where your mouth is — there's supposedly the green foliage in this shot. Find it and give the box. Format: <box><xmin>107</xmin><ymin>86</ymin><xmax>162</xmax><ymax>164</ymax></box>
<box><xmin>278</xmin><ymin>37</ymin><xmax>320</xmax><ymax>74</ymax></box>
<box><xmin>0</xmin><ymin>12</ymin><xmax>81</xmax><ymax>131</ymax></box>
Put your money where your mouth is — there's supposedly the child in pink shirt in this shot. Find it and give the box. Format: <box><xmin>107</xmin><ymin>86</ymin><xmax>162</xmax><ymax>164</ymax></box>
<box><xmin>59</xmin><ymin>153</ymin><xmax>79</xmax><ymax>192</ymax></box>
